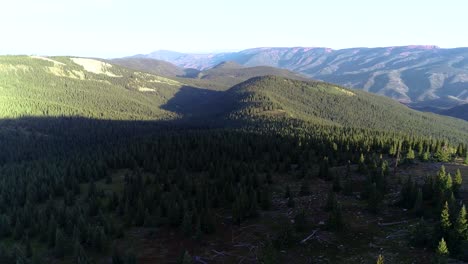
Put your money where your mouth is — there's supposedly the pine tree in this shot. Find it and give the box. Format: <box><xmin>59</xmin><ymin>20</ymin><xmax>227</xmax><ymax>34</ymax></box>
<box><xmin>464</xmin><ymin>151</ymin><xmax>468</xmax><ymax>165</ymax></box>
<box><xmin>409</xmin><ymin>218</ymin><xmax>431</xmax><ymax>247</ymax></box>
<box><xmin>74</xmin><ymin>240</ymin><xmax>91</xmax><ymax>264</ymax></box>
<box><xmin>284</xmin><ymin>185</ymin><xmax>291</xmax><ymax>199</ymax></box>
<box><xmin>294</xmin><ymin>210</ymin><xmax>307</xmax><ymax>232</ymax></box>
<box><xmin>299</xmin><ymin>181</ymin><xmax>310</xmax><ymax>196</ymax></box>
<box><xmin>376</xmin><ymin>254</ymin><xmax>384</xmax><ymax>264</ymax></box>
<box><xmin>324</xmin><ymin>189</ymin><xmax>337</xmax><ymax>212</ymax></box>
<box><xmin>55</xmin><ymin>228</ymin><xmax>66</xmax><ymax>258</ymax></box>
<box><xmin>454</xmin><ymin>204</ymin><xmax>467</xmax><ymax>240</ymax></box>
<box><xmin>368</xmin><ymin>183</ymin><xmax>382</xmax><ymax>214</ymax></box>
<box><xmin>332</xmin><ymin>173</ymin><xmax>342</xmax><ymax>192</ymax></box>
<box><xmin>440</xmin><ymin>201</ymin><xmax>451</xmax><ymax>232</ymax></box>
<box><xmin>453</xmin><ymin>169</ymin><xmax>462</xmax><ymax>197</ymax></box>
<box><xmin>406</xmin><ymin>147</ymin><xmax>415</xmax><ymax>163</ymax></box>
<box><xmin>24</xmin><ymin>234</ymin><xmax>32</xmax><ymax>258</ymax></box>
<box><xmin>434</xmin><ymin>148</ymin><xmax>450</xmax><ymax>162</ymax></box>
<box><xmin>287</xmin><ymin>190</ymin><xmax>295</xmax><ymax>208</ymax></box>
<box><xmin>179</xmin><ymin>250</ymin><xmax>192</xmax><ymax>264</ymax></box>
<box><xmin>437</xmin><ymin>166</ymin><xmax>447</xmax><ymax>186</ymax></box>
<box><xmin>14</xmin><ymin>246</ymin><xmax>28</xmax><ymax>264</ymax></box>
<box><xmin>181</xmin><ymin>211</ymin><xmax>192</xmax><ymax>237</ymax></box>
<box><xmin>343</xmin><ymin>175</ymin><xmax>353</xmax><ymax>196</ymax></box>
<box><xmin>421</xmin><ymin>149</ymin><xmax>430</xmax><ymax>162</ymax></box>
<box><xmin>327</xmin><ymin>201</ymin><xmax>344</xmax><ymax>231</ymax></box>
<box><xmin>358</xmin><ymin>153</ymin><xmax>366</xmax><ymax>173</ymax></box>
<box><xmin>318</xmin><ymin>157</ymin><xmax>329</xmax><ymax>179</ymax></box>
<box><xmin>436</xmin><ymin>238</ymin><xmax>449</xmax><ymax>263</ymax></box>
<box><xmin>412</xmin><ymin>188</ymin><xmax>423</xmax><ymax>217</ymax></box>
<box><xmin>444</xmin><ymin>173</ymin><xmax>453</xmax><ymax>191</ymax></box>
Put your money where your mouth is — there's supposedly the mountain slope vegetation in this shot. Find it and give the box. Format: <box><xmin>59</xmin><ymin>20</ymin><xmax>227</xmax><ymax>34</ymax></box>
<box><xmin>0</xmin><ymin>56</ymin><xmax>186</xmax><ymax>120</ymax></box>
<box><xmin>1</xmin><ymin>56</ymin><xmax>467</xmax><ymax>142</ymax></box>
<box><xmin>137</xmin><ymin>46</ymin><xmax>468</xmax><ymax>110</ymax></box>
<box><xmin>110</xmin><ymin>57</ymin><xmax>188</xmax><ymax>77</ymax></box>
<box><xmin>212</xmin><ymin>76</ymin><xmax>468</xmax><ymax>142</ymax></box>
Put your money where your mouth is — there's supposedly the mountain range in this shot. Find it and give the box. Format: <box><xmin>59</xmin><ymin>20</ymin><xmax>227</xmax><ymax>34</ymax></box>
<box><xmin>130</xmin><ymin>46</ymin><xmax>468</xmax><ymax>114</ymax></box>
<box><xmin>1</xmin><ymin>55</ymin><xmax>467</xmax><ymax>142</ymax></box>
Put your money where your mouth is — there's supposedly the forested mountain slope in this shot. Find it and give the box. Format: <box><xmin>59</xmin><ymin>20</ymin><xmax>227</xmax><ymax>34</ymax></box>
<box><xmin>213</xmin><ymin>76</ymin><xmax>468</xmax><ymax>142</ymax></box>
<box><xmin>0</xmin><ymin>56</ymin><xmax>184</xmax><ymax>120</ymax></box>
<box><xmin>110</xmin><ymin>57</ymin><xmax>188</xmax><ymax>77</ymax></box>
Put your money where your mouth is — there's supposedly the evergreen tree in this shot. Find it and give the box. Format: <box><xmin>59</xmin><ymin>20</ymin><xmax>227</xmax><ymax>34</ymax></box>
<box><xmin>284</xmin><ymin>185</ymin><xmax>291</xmax><ymax>199</ymax></box>
<box><xmin>421</xmin><ymin>149</ymin><xmax>430</xmax><ymax>162</ymax></box>
<box><xmin>318</xmin><ymin>157</ymin><xmax>329</xmax><ymax>179</ymax></box>
<box><xmin>287</xmin><ymin>189</ymin><xmax>295</xmax><ymax>208</ymax></box>
<box><xmin>434</xmin><ymin>148</ymin><xmax>450</xmax><ymax>162</ymax></box>
<box><xmin>412</xmin><ymin>188</ymin><xmax>423</xmax><ymax>217</ymax></box>
<box><xmin>112</xmin><ymin>246</ymin><xmax>124</xmax><ymax>264</ymax></box>
<box><xmin>74</xmin><ymin>241</ymin><xmax>91</xmax><ymax>264</ymax></box>
<box><xmin>445</xmin><ymin>173</ymin><xmax>453</xmax><ymax>192</ymax></box>
<box><xmin>332</xmin><ymin>173</ymin><xmax>342</xmax><ymax>192</ymax></box>
<box><xmin>358</xmin><ymin>153</ymin><xmax>366</xmax><ymax>173</ymax></box>
<box><xmin>406</xmin><ymin>147</ymin><xmax>415</xmax><ymax>163</ymax></box>
<box><xmin>437</xmin><ymin>166</ymin><xmax>447</xmax><ymax>187</ymax></box>
<box><xmin>453</xmin><ymin>169</ymin><xmax>462</xmax><ymax>197</ymax></box>
<box><xmin>435</xmin><ymin>238</ymin><xmax>449</xmax><ymax>264</ymax></box>
<box><xmin>178</xmin><ymin>250</ymin><xmax>192</xmax><ymax>264</ymax></box>
<box><xmin>324</xmin><ymin>189</ymin><xmax>337</xmax><ymax>212</ymax></box>
<box><xmin>327</xmin><ymin>201</ymin><xmax>344</xmax><ymax>231</ymax></box>
<box><xmin>14</xmin><ymin>246</ymin><xmax>28</xmax><ymax>264</ymax></box>
<box><xmin>455</xmin><ymin>204</ymin><xmax>467</xmax><ymax>241</ymax></box>
<box><xmin>299</xmin><ymin>181</ymin><xmax>310</xmax><ymax>196</ymax></box>
<box><xmin>260</xmin><ymin>240</ymin><xmax>279</xmax><ymax>264</ymax></box>
<box><xmin>294</xmin><ymin>210</ymin><xmax>307</xmax><ymax>232</ymax></box>
<box><xmin>409</xmin><ymin>218</ymin><xmax>432</xmax><ymax>247</ymax></box>
<box><xmin>343</xmin><ymin>162</ymin><xmax>353</xmax><ymax>196</ymax></box>
<box><xmin>368</xmin><ymin>183</ymin><xmax>382</xmax><ymax>214</ymax></box>
<box><xmin>24</xmin><ymin>234</ymin><xmax>33</xmax><ymax>258</ymax></box>
<box><xmin>376</xmin><ymin>254</ymin><xmax>384</xmax><ymax>264</ymax></box>
<box><xmin>181</xmin><ymin>211</ymin><xmax>192</xmax><ymax>237</ymax></box>
<box><xmin>440</xmin><ymin>201</ymin><xmax>451</xmax><ymax>233</ymax></box>
<box><xmin>55</xmin><ymin>228</ymin><xmax>66</xmax><ymax>258</ymax></box>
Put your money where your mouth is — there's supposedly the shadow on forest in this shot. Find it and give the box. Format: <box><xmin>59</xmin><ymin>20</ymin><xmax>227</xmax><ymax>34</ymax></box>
<box><xmin>0</xmin><ymin>113</ymin><xmax>250</xmax><ymax>166</ymax></box>
<box><xmin>160</xmin><ymin>85</ymin><xmax>225</xmax><ymax>117</ymax></box>
<box><xmin>0</xmin><ymin>116</ymin><xmax>199</xmax><ymax>165</ymax></box>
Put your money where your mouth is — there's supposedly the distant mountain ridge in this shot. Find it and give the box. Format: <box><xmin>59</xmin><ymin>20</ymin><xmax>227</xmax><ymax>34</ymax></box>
<box><xmin>112</xmin><ymin>57</ymin><xmax>307</xmax><ymax>90</ymax></box>
<box><xmin>132</xmin><ymin>46</ymin><xmax>468</xmax><ymax>109</ymax></box>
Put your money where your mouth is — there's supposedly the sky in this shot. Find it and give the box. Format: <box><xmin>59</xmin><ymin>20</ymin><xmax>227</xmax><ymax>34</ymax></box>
<box><xmin>1</xmin><ymin>0</ymin><xmax>467</xmax><ymax>58</ymax></box>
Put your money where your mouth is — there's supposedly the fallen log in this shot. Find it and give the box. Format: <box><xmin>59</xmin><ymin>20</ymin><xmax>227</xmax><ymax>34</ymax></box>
<box><xmin>378</xmin><ymin>220</ymin><xmax>408</xmax><ymax>226</ymax></box>
<box><xmin>300</xmin><ymin>230</ymin><xmax>319</xmax><ymax>244</ymax></box>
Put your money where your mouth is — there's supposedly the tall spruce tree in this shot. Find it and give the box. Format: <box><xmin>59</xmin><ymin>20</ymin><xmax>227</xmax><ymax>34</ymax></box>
<box><xmin>436</xmin><ymin>238</ymin><xmax>449</xmax><ymax>264</ymax></box>
<box><xmin>455</xmin><ymin>205</ymin><xmax>467</xmax><ymax>240</ymax></box>
<box><xmin>376</xmin><ymin>254</ymin><xmax>384</xmax><ymax>264</ymax></box>
<box><xmin>453</xmin><ymin>169</ymin><xmax>462</xmax><ymax>197</ymax></box>
<box><xmin>440</xmin><ymin>201</ymin><xmax>451</xmax><ymax>234</ymax></box>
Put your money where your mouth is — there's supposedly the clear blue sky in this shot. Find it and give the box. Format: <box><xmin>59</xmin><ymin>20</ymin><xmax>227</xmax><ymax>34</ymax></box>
<box><xmin>1</xmin><ymin>0</ymin><xmax>467</xmax><ymax>57</ymax></box>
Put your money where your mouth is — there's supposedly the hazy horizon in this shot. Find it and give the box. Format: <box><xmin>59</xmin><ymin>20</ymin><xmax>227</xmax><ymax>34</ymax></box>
<box><xmin>1</xmin><ymin>0</ymin><xmax>468</xmax><ymax>57</ymax></box>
